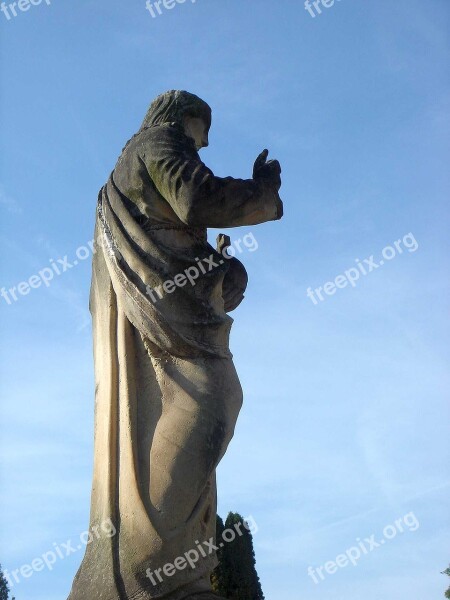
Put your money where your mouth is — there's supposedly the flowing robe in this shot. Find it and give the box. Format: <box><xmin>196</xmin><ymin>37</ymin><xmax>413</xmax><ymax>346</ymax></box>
<box><xmin>67</xmin><ymin>123</ymin><xmax>282</xmax><ymax>600</ymax></box>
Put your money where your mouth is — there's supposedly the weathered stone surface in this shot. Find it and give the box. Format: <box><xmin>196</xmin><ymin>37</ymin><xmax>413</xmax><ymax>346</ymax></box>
<box><xmin>67</xmin><ymin>90</ymin><xmax>283</xmax><ymax>600</ymax></box>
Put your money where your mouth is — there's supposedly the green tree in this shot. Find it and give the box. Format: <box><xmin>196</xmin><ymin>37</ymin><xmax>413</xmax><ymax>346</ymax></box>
<box><xmin>211</xmin><ymin>515</ymin><xmax>229</xmax><ymax>596</ymax></box>
<box><xmin>0</xmin><ymin>564</ymin><xmax>14</xmax><ymax>600</ymax></box>
<box><xmin>211</xmin><ymin>512</ymin><xmax>264</xmax><ymax>600</ymax></box>
<box><xmin>443</xmin><ymin>565</ymin><xmax>450</xmax><ymax>598</ymax></box>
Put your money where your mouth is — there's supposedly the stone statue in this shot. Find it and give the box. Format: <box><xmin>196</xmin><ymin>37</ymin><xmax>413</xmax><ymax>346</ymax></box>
<box><xmin>67</xmin><ymin>90</ymin><xmax>283</xmax><ymax>600</ymax></box>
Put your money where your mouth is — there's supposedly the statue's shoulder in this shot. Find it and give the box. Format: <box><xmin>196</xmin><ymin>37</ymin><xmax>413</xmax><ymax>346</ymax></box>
<box><xmin>119</xmin><ymin>124</ymin><xmax>196</xmax><ymax>169</ymax></box>
<box><xmin>137</xmin><ymin>123</ymin><xmax>187</xmax><ymax>146</ymax></box>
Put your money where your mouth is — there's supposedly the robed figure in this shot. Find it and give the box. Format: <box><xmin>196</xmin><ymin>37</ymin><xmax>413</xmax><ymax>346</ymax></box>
<box><xmin>67</xmin><ymin>90</ymin><xmax>283</xmax><ymax>600</ymax></box>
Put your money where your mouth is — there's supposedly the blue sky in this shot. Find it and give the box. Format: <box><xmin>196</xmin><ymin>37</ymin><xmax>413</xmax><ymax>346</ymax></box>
<box><xmin>0</xmin><ymin>0</ymin><xmax>449</xmax><ymax>599</ymax></box>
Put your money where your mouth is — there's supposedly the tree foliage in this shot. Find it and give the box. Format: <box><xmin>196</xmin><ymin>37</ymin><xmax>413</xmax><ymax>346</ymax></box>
<box><xmin>443</xmin><ymin>565</ymin><xmax>450</xmax><ymax>599</ymax></box>
<box><xmin>0</xmin><ymin>565</ymin><xmax>13</xmax><ymax>600</ymax></box>
<box><xmin>211</xmin><ymin>515</ymin><xmax>228</xmax><ymax>596</ymax></box>
<box><xmin>211</xmin><ymin>512</ymin><xmax>264</xmax><ymax>599</ymax></box>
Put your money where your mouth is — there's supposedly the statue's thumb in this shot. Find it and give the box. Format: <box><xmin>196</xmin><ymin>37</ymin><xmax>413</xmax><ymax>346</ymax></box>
<box><xmin>254</xmin><ymin>149</ymin><xmax>269</xmax><ymax>174</ymax></box>
<box><xmin>259</xmin><ymin>149</ymin><xmax>269</xmax><ymax>163</ymax></box>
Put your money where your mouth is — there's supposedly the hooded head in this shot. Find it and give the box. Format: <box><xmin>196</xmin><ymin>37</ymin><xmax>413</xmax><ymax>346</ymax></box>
<box><xmin>140</xmin><ymin>90</ymin><xmax>212</xmax><ymax>131</ymax></box>
<box><xmin>121</xmin><ymin>91</ymin><xmax>212</xmax><ymax>154</ymax></box>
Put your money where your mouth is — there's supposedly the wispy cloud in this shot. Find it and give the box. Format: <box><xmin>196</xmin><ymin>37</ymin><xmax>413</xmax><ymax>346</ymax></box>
<box><xmin>0</xmin><ymin>186</ymin><xmax>22</xmax><ymax>215</ymax></box>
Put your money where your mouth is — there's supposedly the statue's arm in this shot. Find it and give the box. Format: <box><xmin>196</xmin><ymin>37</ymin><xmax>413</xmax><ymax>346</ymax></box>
<box><xmin>143</xmin><ymin>128</ymin><xmax>283</xmax><ymax>228</ymax></box>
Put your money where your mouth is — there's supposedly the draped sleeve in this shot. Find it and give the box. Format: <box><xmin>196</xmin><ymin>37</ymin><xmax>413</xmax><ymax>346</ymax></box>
<box><xmin>139</xmin><ymin>124</ymin><xmax>283</xmax><ymax>229</ymax></box>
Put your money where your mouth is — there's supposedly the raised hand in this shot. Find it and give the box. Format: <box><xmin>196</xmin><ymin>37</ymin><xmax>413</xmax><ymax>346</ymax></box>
<box><xmin>253</xmin><ymin>149</ymin><xmax>282</xmax><ymax>191</ymax></box>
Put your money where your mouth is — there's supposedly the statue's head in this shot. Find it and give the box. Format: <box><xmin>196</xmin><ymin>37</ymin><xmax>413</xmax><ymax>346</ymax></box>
<box><xmin>141</xmin><ymin>90</ymin><xmax>211</xmax><ymax>150</ymax></box>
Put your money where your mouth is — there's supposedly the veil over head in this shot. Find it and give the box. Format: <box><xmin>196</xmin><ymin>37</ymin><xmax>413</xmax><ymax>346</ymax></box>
<box><xmin>140</xmin><ymin>90</ymin><xmax>212</xmax><ymax>131</ymax></box>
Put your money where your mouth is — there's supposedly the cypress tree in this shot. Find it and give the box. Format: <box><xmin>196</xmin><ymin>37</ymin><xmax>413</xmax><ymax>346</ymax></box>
<box><xmin>0</xmin><ymin>565</ymin><xmax>13</xmax><ymax>600</ymax></box>
<box><xmin>443</xmin><ymin>565</ymin><xmax>450</xmax><ymax>598</ymax></box>
<box><xmin>211</xmin><ymin>515</ymin><xmax>228</xmax><ymax>596</ymax></box>
<box><xmin>211</xmin><ymin>513</ymin><xmax>264</xmax><ymax>599</ymax></box>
